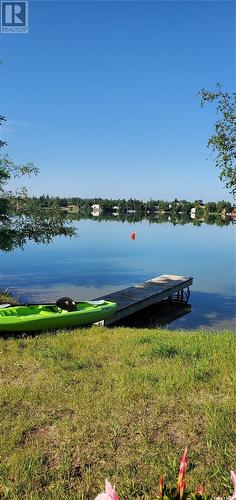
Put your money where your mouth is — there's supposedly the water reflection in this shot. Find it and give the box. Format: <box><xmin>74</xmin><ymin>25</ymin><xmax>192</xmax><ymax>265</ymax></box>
<box><xmin>71</xmin><ymin>211</ymin><xmax>233</xmax><ymax>227</ymax></box>
<box><xmin>115</xmin><ymin>301</ymin><xmax>192</xmax><ymax>329</ymax></box>
<box><xmin>118</xmin><ymin>291</ymin><xmax>235</xmax><ymax>331</ymax></box>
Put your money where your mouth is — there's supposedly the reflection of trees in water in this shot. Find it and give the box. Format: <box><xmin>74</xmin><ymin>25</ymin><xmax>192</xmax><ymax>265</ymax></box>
<box><xmin>70</xmin><ymin>211</ymin><xmax>232</xmax><ymax>227</ymax></box>
<box><xmin>0</xmin><ymin>202</ymin><xmax>77</xmax><ymax>252</ymax></box>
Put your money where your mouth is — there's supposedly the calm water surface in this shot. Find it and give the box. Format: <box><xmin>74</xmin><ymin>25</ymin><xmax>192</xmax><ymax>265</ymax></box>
<box><xmin>1</xmin><ymin>219</ymin><xmax>235</xmax><ymax>330</ymax></box>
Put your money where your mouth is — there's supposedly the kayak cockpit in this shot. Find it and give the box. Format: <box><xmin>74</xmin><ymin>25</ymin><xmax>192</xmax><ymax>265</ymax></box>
<box><xmin>0</xmin><ymin>305</ymin><xmax>70</xmax><ymax>318</ymax></box>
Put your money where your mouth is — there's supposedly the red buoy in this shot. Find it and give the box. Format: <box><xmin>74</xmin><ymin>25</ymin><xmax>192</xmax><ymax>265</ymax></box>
<box><xmin>130</xmin><ymin>232</ymin><xmax>136</xmax><ymax>240</ymax></box>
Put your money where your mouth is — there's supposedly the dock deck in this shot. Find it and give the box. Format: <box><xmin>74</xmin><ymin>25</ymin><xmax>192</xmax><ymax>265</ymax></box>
<box><xmin>95</xmin><ymin>274</ymin><xmax>193</xmax><ymax>326</ymax></box>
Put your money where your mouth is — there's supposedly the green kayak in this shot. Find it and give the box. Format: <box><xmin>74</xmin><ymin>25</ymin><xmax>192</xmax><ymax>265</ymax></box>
<box><xmin>0</xmin><ymin>300</ymin><xmax>117</xmax><ymax>333</ymax></box>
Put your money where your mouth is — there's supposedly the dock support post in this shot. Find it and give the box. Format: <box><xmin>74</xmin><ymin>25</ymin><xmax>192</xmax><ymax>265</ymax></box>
<box><xmin>167</xmin><ymin>286</ymin><xmax>191</xmax><ymax>304</ymax></box>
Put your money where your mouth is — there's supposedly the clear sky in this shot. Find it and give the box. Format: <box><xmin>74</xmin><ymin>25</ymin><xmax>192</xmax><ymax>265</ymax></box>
<box><xmin>1</xmin><ymin>0</ymin><xmax>235</xmax><ymax>201</ymax></box>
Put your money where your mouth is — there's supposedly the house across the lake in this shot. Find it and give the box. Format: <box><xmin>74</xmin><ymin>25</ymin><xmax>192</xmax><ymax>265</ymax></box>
<box><xmin>190</xmin><ymin>208</ymin><xmax>196</xmax><ymax>219</ymax></box>
<box><xmin>112</xmin><ymin>206</ymin><xmax>119</xmax><ymax>216</ymax></box>
<box><xmin>91</xmin><ymin>204</ymin><xmax>102</xmax><ymax>216</ymax></box>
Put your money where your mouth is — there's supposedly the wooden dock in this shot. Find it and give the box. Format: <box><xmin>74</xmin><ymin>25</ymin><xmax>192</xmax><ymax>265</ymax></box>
<box><xmin>95</xmin><ymin>274</ymin><xmax>193</xmax><ymax>326</ymax></box>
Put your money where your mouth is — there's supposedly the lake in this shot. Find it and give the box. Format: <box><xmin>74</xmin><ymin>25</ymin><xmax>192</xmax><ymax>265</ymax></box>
<box><xmin>1</xmin><ymin>217</ymin><xmax>235</xmax><ymax>330</ymax></box>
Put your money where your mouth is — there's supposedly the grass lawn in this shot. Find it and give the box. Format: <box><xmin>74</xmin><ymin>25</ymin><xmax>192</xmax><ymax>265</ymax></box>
<box><xmin>0</xmin><ymin>327</ymin><xmax>235</xmax><ymax>499</ymax></box>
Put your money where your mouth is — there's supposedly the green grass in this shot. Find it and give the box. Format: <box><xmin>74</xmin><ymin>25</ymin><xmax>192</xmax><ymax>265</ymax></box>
<box><xmin>0</xmin><ymin>327</ymin><xmax>235</xmax><ymax>499</ymax></box>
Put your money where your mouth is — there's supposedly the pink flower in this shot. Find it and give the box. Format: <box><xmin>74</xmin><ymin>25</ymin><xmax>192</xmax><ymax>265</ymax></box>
<box><xmin>95</xmin><ymin>479</ymin><xmax>119</xmax><ymax>500</ymax></box>
<box><xmin>231</xmin><ymin>471</ymin><xmax>236</xmax><ymax>500</ymax></box>
<box><xmin>179</xmin><ymin>447</ymin><xmax>188</xmax><ymax>473</ymax></box>
<box><xmin>177</xmin><ymin>447</ymin><xmax>188</xmax><ymax>492</ymax></box>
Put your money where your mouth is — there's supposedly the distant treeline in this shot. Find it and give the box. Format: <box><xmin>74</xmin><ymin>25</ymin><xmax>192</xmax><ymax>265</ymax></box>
<box><xmin>25</xmin><ymin>196</ymin><xmax>234</xmax><ymax>215</ymax></box>
<box><xmin>3</xmin><ymin>195</ymin><xmax>233</xmax><ymax>252</ymax></box>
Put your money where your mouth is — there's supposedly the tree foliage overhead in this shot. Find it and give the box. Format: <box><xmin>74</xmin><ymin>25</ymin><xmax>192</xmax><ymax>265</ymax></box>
<box><xmin>0</xmin><ymin>115</ymin><xmax>7</xmax><ymax>149</ymax></box>
<box><xmin>0</xmin><ymin>154</ymin><xmax>39</xmax><ymax>195</ymax></box>
<box><xmin>0</xmin><ymin>115</ymin><xmax>77</xmax><ymax>252</ymax></box>
<box><xmin>199</xmin><ymin>84</ymin><xmax>236</xmax><ymax>198</ymax></box>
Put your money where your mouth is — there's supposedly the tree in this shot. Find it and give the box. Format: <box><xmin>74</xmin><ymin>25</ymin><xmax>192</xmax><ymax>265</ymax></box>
<box><xmin>0</xmin><ymin>113</ymin><xmax>39</xmax><ymax>200</ymax></box>
<box><xmin>205</xmin><ymin>202</ymin><xmax>217</xmax><ymax>213</ymax></box>
<box><xmin>0</xmin><ymin>115</ymin><xmax>76</xmax><ymax>251</ymax></box>
<box><xmin>199</xmin><ymin>84</ymin><xmax>236</xmax><ymax>198</ymax></box>
<box><xmin>216</xmin><ymin>200</ymin><xmax>232</xmax><ymax>214</ymax></box>
<box><xmin>0</xmin><ymin>154</ymin><xmax>39</xmax><ymax>197</ymax></box>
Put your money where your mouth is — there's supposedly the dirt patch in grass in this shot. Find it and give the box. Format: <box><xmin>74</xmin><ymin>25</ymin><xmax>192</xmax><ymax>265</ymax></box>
<box><xmin>19</xmin><ymin>424</ymin><xmax>56</xmax><ymax>446</ymax></box>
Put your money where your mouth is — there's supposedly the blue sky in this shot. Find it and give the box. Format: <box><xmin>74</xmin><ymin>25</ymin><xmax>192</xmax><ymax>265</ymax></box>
<box><xmin>1</xmin><ymin>0</ymin><xmax>235</xmax><ymax>200</ymax></box>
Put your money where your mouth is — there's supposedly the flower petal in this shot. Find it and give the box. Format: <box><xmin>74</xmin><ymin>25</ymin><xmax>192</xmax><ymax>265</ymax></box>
<box><xmin>105</xmin><ymin>479</ymin><xmax>119</xmax><ymax>500</ymax></box>
<box><xmin>231</xmin><ymin>471</ymin><xmax>236</xmax><ymax>500</ymax></box>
